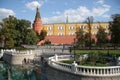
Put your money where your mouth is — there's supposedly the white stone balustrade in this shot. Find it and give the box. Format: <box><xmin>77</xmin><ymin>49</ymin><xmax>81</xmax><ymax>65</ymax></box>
<box><xmin>48</xmin><ymin>54</ymin><xmax>120</xmax><ymax>77</ymax></box>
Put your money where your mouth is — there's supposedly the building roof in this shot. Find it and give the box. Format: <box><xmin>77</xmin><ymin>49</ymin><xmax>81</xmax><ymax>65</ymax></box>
<box><xmin>43</xmin><ymin>22</ymin><xmax>109</xmax><ymax>25</ymax></box>
<box><xmin>45</xmin><ymin>35</ymin><xmax>76</xmax><ymax>44</ymax></box>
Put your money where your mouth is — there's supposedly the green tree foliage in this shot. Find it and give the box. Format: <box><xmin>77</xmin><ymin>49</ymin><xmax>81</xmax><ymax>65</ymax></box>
<box><xmin>76</xmin><ymin>28</ymin><xmax>90</xmax><ymax>47</ymax></box>
<box><xmin>25</xmin><ymin>29</ymin><xmax>39</xmax><ymax>45</ymax></box>
<box><xmin>96</xmin><ymin>26</ymin><xmax>107</xmax><ymax>46</ymax></box>
<box><xmin>38</xmin><ymin>30</ymin><xmax>47</xmax><ymax>41</ymax></box>
<box><xmin>0</xmin><ymin>16</ymin><xmax>39</xmax><ymax>48</ymax></box>
<box><xmin>76</xmin><ymin>28</ymin><xmax>85</xmax><ymax>47</ymax></box>
<box><xmin>84</xmin><ymin>32</ymin><xmax>90</xmax><ymax>46</ymax></box>
<box><xmin>109</xmin><ymin>14</ymin><xmax>120</xmax><ymax>45</ymax></box>
<box><xmin>86</xmin><ymin>16</ymin><xmax>93</xmax><ymax>48</ymax></box>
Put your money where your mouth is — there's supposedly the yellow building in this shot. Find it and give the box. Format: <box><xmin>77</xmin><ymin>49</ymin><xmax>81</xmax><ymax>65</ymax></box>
<box><xmin>33</xmin><ymin>7</ymin><xmax>110</xmax><ymax>44</ymax></box>
<box><xmin>43</xmin><ymin>22</ymin><xmax>109</xmax><ymax>36</ymax></box>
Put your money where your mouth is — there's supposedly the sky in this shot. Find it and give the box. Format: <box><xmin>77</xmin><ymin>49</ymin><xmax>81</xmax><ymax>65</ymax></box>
<box><xmin>0</xmin><ymin>0</ymin><xmax>120</xmax><ymax>24</ymax></box>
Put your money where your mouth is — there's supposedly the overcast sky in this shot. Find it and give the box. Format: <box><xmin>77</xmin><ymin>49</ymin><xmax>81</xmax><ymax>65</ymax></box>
<box><xmin>0</xmin><ymin>0</ymin><xmax>120</xmax><ymax>24</ymax></box>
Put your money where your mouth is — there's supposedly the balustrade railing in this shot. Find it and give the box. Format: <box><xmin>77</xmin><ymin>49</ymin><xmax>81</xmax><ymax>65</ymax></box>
<box><xmin>48</xmin><ymin>55</ymin><xmax>120</xmax><ymax>76</ymax></box>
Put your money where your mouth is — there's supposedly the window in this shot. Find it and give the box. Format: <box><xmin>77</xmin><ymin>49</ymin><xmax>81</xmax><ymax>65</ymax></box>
<box><xmin>105</xmin><ymin>25</ymin><xmax>109</xmax><ymax>29</ymax></box>
<box><xmin>80</xmin><ymin>26</ymin><xmax>86</xmax><ymax>30</ymax></box>
<box><xmin>69</xmin><ymin>32</ymin><xmax>75</xmax><ymax>35</ymax></box>
<box><xmin>58</xmin><ymin>26</ymin><xmax>64</xmax><ymax>30</ymax></box>
<box><xmin>47</xmin><ymin>26</ymin><xmax>53</xmax><ymax>30</ymax></box>
<box><xmin>47</xmin><ymin>33</ymin><xmax>53</xmax><ymax>36</ymax></box>
<box><xmin>69</xmin><ymin>26</ymin><xmax>75</xmax><ymax>30</ymax></box>
<box><xmin>93</xmin><ymin>26</ymin><xmax>98</xmax><ymax>29</ymax></box>
<box><xmin>58</xmin><ymin>33</ymin><xmax>64</xmax><ymax>36</ymax></box>
<box><xmin>92</xmin><ymin>32</ymin><xmax>97</xmax><ymax>35</ymax></box>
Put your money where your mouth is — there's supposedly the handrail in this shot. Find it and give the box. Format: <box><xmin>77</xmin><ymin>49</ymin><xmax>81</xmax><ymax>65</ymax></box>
<box><xmin>48</xmin><ymin>55</ymin><xmax>120</xmax><ymax>76</ymax></box>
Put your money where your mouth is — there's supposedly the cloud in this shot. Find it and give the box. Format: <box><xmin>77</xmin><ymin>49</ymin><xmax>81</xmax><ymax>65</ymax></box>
<box><xmin>25</xmin><ymin>1</ymin><xmax>42</xmax><ymax>10</ymax></box>
<box><xmin>97</xmin><ymin>0</ymin><xmax>104</xmax><ymax>5</ymax></box>
<box><xmin>102</xmin><ymin>14</ymin><xmax>110</xmax><ymax>18</ymax></box>
<box><xmin>52</xmin><ymin>11</ymin><xmax>61</xmax><ymax>15</ymax></box>
<box><xmin>42</xmin><ymin>0</ymin><xmax>111</xmax><ymax>23</ymax></box>
<box><xmin>0</xmin><ymin>8</ymin><xmax>15</xmax><ymax>21</ymax></box>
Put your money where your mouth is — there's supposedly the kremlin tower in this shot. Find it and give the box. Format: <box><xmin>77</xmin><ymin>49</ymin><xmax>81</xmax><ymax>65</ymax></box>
<box><xmin>33</xmin><ymin>7</ymin><xmax>43</xmax><ymax>34</ymax></box>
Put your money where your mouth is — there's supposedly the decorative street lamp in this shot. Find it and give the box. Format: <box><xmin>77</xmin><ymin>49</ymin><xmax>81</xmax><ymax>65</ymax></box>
<box><xmin>74</xmin><ymin>38</ymin><xmax>76</xmax><ymax>61</ymax></box>
<box><xmin>69</xmin><ymin>45</ymin><xmax>72</xmax><ymax>57</ymax></box>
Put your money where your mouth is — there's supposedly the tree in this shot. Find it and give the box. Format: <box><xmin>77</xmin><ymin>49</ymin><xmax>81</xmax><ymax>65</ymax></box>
<box><xmin>0</xmin><ymin>16</ymin><xmax>17</xmax><ymax>48</ymax></box>
<box><xmin>76</xmin><ymin>28</ymin><xmax>85</xmax><ymax>47</ymax></box>
<box><xmin>109</xmin><ymin>14</ymin><xmax>120</xmax><ymax>46</ymax></box>
<box><xmin>84</xmin><ymin>32</ymin><xmax>90</xmax><ymax>47</ymax></box>
<box><xmin>0</xmin><ymin>16</ymin><xmax>39</xmax><ymax>48</ymax></box>
<box><xmin>96</xmin><ymin>26</ymin><xmax>107</xmax><ymax>46</ymax></box>
<box><xmin>24</xmin><ymin>29</ymin><xmax>39</xmax><ymax>45</ymax></box>
<box><xmin>38</xmin><ymin>30</ymin><xmax>47</xmax><ymax>41</ymax></box>
<box><xmin>85</xmin><ymin>16</ymin><xmax>93</xmax><ymax>48</ymax></box>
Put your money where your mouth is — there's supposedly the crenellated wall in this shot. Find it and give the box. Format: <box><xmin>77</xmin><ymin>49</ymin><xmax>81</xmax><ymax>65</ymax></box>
<box><xmin>3</xmin><ymin>50</ymin><xmax>34</xmax><ymax>65</ymax></box>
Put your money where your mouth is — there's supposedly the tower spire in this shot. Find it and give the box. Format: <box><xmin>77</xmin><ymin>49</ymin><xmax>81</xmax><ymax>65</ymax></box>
<box><xmin>35</xmin><ymin>6</ymin><xmax>41</xmax><ymax>19</ymax></box>
<box><xmin>66</xmin><ymin>14</ymin><xmax>68</xmax><ymax>23</ymax></box>
<box><xmin>33</xmin><ymin>6</ymin><xmax>43</xmax><ymax>34</ymax></box>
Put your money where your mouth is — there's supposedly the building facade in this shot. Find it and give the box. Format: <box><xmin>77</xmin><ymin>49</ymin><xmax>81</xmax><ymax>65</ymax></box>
<box><xmin>43</xmin><ymin>23</ymin><xmax>109</xmax><ymax>36</ymax></box>
<box><xmin>33</xmin><ymin>7</ymin><xmax>110</xmax><ymax>45</ymax></box>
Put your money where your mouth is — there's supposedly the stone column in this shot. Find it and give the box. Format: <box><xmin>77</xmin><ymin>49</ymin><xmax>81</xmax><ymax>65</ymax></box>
<box><xmin>115</xmin><ymin>68</ymin><xmax>118</xmax><ymax>74</ymax></box>
<box><xmin>83</xmin><ymin>68</ymin><xmax>86</xmax><ymax>74</ymax></box>
<box><xmin>118</xmin><ymin>68</ymin><xmax>120</xmax><ymax>73</ymax></box>
<box><xmin>55</xmin><ymin>54</ymin><xmax>58</xmax><ymax>61</ymax></box>
<box><xmin>100</xmin><ymin>69</ymin><xmax>102</xmax><ymax>75</ymax></box>
<box><xmin>90</xmin><ymin>69</ymin><xmax>92</xmax><ymax>74</ymax></box>
<box><xmin>103</xmin><ymin>69</ymin><xmax>106</xmax><ymax>75</ymax></box>
<box><xmin>71</xmin><ymin>61</ymin><xmax>78</xmax><ymax>73</ymax></box>
<box><xmin>87</xmin><ymin>69</ymin><xmax>89</xmax><ymax>74</ymax></box>
<box><xmin>94</xmin><ymin>69</ymin><xmax>96</xmax><ymax>74</ymax></box>
<box><xmin>97</xmin><ymin>69</ymin><xmax>99</xmax><ymax>75</ymax></box>
<box><xmin>107</xmin><ymin>69</ymin><xmax>109</xmax><ymax>74</ymax></box>
<box><xmin>110</xmin><ymin>68</ymin><xmax>112</xmax><ymax>74</ymax></box>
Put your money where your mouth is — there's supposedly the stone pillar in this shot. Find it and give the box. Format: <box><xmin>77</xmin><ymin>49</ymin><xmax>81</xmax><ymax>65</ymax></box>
<box><xmin>83</xmin><ymin>68</ymin><xmax>86</xmax><ymax>74</ymax></box>
<box><xmin>94</xmin><ymin>69</ymin><xmax>96</xmax><ymax>74</ymax></box>
<box><xmin>100</xmin><ymin>69</ymin><xmax>102</xmax><ymax>75</ymax></box>
<box><xmin>71</xmin><ymin>61</ymin><xmax>78</xmax><ymax>73</ymax></box>
<box><xmin>1</xmin><ymin>49</ymin><xmax>3</xmax><ymax>56</ymax></box>
<box><xmin>118</xmin><ymin>68</ymin><xmax>120</xmax><ymax>73</ymax></box>
<box><xmin>54</xmin><ymin>54</ymin><xmax>58</xmax><ymax>61</ymax></box>
<box><xmin>110</xmin><ymin>68</ymin><xmax>113</xmax><ymax>74</ymax></box>
<box><xmin>90</xmin><ymin>69</ymin><xmax>93</xmax><ymax>74</ymax></box>
<box><xmin>87</xmin><ymin>69</ymin><xmax>89</xmax><ymax>74</ymax></box>
<box><xmin>97</xmin><ymin>69</ymin><xmax>99</xmax><ymax>75</ymax></box>
<box><xmin>115</xmin><ymin>68</ymin><xmax>117</xmax><ymax>74</ymax></box>
<box><xmin>107</xmin><ymin>69</ymin><xmax>109</xmax><ymax>74</ymax></box>
<box><xmin>30</xmin><ymin>50</ymin><xmax>32</xmax><ymax>54</ymax></box>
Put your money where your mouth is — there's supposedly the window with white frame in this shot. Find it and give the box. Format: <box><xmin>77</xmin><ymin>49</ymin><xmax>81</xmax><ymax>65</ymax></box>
<box><xmin>94</xmin><ymin>26</ymin><xmax>98</xmax><ymax>29</ymax></box>
<box><xmin>47</xmin><ymin>32</ymin><xmax>53</xmax><ymax>36</ymax></box>
<box><xmin>92</xmin><ymin>26</ymin><xmax>98</xmax><ymax>29</ymax></box>
<box><xmin>69</xmin><ymin>32</ymin><xmax>75</xmax><ymax>35</ymax></box>
<box><xmin>58</xmin><ymin>33</ymin><xmax>64</xmax><ymax>36</ymax></box>
<box><xmin>92</xmin><ymin>32</ymin><xmax>97</xmax><ymax>35</ymax></box>
<box><xmin>58</xmin><ymin>26</ymin><xmax>64</xmax><ymax>30</ymax></box>
<box><xmin>47</xmin><ymin>26</ymin><xmax>53</xmax><ymax>30</ymax></box>
<box><xmin>80</xmin><ymin>26</ymin><xmax>86</xmax><ymax>30</ymax></box>
<box><xmin>105</xmin><ymin>25</ymin><xmax>109</xmax><ymax>29</ymax></box>
<box><xmin>69</xmin><ymin>26</ymin><xmax>75</xmax><ymax>30</ymax></box>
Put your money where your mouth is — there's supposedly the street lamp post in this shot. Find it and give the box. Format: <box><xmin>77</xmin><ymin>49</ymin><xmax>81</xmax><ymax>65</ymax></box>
<box><xmin>74</xmin><ymin>38</ymin><xmax>76</xmax><ymax>61</ymax></box>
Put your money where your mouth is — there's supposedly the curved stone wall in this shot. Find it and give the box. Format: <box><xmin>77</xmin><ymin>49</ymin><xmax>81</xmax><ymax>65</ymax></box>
<box><xmin>3</xmin><ymin>50</ymin><xmax>34</xmax><ymax>65</ymax></box>
<box><xmin>46</xmin><ymin>65</ymin><xmax>120</xmax><ymax>80</ymax></box>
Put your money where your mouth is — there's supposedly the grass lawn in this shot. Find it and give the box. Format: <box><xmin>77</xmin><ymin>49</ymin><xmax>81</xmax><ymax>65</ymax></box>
<box><xmin>61</xmin><ymin>49</ymin><xmax>120</xmax><ymax>66</ymax></box>
<box><xmin>73</xmin><ymin>49</ymin><xmax>120</xmax><ymax>56</ymax></box>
